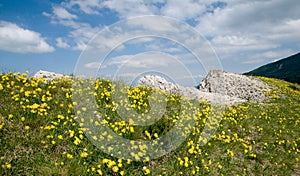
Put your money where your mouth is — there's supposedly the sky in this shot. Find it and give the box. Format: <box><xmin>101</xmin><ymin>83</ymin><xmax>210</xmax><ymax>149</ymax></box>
<box><xmin>0</xmin><ymin>0</ymin><xmax>299</xmax><ymax>86</ymax></box>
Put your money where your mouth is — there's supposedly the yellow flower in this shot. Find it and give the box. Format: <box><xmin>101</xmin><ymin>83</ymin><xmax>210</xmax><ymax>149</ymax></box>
<box><xmin>0</xmin><ymin>84</ymin><xmax>3</xmax><ymax>91</ymax></box>
<box><xmin>8</xmin><ymin>114</ymin><xmax>13</xmax><ymax>119</ymax></box>
<box><xmin>120</xmin><ymin>170</ymin><xmax>125</xmax><ymax>175</ymax></box>
<box><xmin>74</xmin><ymin>137</ymin><xmax>81</xmax><ymax>145</ymax></box>
<box><xmin>145</xmin><ymin>130</ymin><xmax>151</xmax><ymax>139</ymax></box>
<box><xmin>0</xmin><ymin>123</ymin><xmax>4</xmax><ymax>130</ymax></box>
<box><xmin>58</xmin><ymin>135</ymin><xmax>63</xmax><ymax>140</ymax></box>
<box><xmin>112</xmin><ymin>166</ymin><xmax>119</xmax><ymax>172</ymax></box>
<box><xmin>227</xmin><ymin>149</ymin><xmax>234</xmax><ymax>157</ymax></box>
<box><xmin>178</xmin><ymin>157</ymin><xmax>184</xmax><ymax>166</ymax></box>
<box><xmin>184</xmin><ymin>162</ymin><xmax>189</xmax><ymax>167</ymax></box>
<box><xmin>80</xmin><ymin>152</ymin><xmax>88</xmax><ymax>158</ymax></box>
<box><xmin>143</xmin><ymin>166</ymin><xmax>150</xmax><ymax>175</ymax></box>
<box><xmin>69</xmin><ymin>130</ymin><xmax>75</xmax><ymax>138</ymax></box>
<box><xmin>188</xmin><ymin>146</ymin><xmax>195</xmax><ymax>154</ymax></box>
<box><xmin>6</xmin><ymin>163</ymin><xmax>11</xmax><ymax>169</ymax></box>
<box><xmin>24</xmin><ymin>126</ymin><xmax>30</xmax><ymax>130</ymax></box>
<box><xmin>67</xmin><ymin>154</ymin><xmax>73</xmax><ymax>159</ymax></box>
<box><xmin>218</xmin><ymin>164</ymin><xmax>223</xmax><ymax>169</ymax></box>
<box><xmin>129</xmin><ymin>126</ymin><xmax>134</xmax><ymax>133</ymax></box>
<box><xmin>97</xmin><ymin>169</ymin><xmax>103</xmax><ymax>175</ymax></box>
<box><xmin>21</xmin><ymin>117</ymin><xmax>25</xmax><ymax>122</ymax></box>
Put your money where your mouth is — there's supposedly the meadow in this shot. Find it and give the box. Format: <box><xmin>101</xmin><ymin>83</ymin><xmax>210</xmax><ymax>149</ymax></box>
<box><xmin>0</xmin><ymin>72</ymin><xmax>299</xmax><ymax>175</ymax></box>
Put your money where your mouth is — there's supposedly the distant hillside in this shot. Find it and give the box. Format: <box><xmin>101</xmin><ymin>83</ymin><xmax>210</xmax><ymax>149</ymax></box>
<box><xmin>244</xmin><ymin>52</ymin><xmax>300</xmax><ymax>84</ymax></box>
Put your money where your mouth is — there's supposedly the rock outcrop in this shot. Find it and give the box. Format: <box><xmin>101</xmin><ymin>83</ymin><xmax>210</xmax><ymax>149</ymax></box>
<box><xmin>138</xmin><ymin>75</ymin><xmax>180</xmax><ymax>94</ymax></box>
<box><xmin>138</xmin><ymin>75</ymin><xmax>245</xmax><ymax>105</ymax></box>
<box><xmin>199</xmin><ymin>70</ymin><xmax>271</xmax><ymax>102</ymax></box>
<box><xmin>138</xmin><ymin>70</ymin><xmax>272</xmax><ymax>105</ymax></box>
<box><xmin>33</xmin><ymin>70</ymin><xmax>69</xmax><ymax>81</ymax></box>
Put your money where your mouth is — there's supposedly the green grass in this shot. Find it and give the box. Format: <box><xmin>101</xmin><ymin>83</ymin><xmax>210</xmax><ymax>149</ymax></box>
<box><xmin>0</xmin><ymin>72</ymin><xmax>299</xmax><ymax>175</ymax></box>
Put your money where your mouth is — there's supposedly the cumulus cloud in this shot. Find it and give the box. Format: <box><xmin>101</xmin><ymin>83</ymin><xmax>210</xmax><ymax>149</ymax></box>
<box><xmin>56</xmin><ymin>37</ymin><xmax>70</xmax><ymax>48</ymax></box>
<box><xmin>69</xmin><ymin>24</ymin><xmax>101</xmax><ymax>50</ymax></box>
<box><xmin>45</xmin><ymin>6</ymin><xmax>80</xmax><ymax>29</ymax></box>
<box><xmin>160</xmin><ymin>0</ymin><xmax>206</xmax><ymax>20</ymax></box>
<box><xmin>242</xmin><ymin>49</ymin><xmax>296</xmax><ymax>64</ymax></box>
<box><xmin>44</xmin><ymin>0</ymin><xmax>300</xmax><ymax>72</ymax></box>
<box><xmin>43</xmin><ymin>4</ymin><xmax>101</xmax><ymax>50</ymax></box>
<box><xmin>0</xmin><ymin>21</ymin><xmax>54</xmax><ymax>53</ymax></box>
<box><xmin>52</xmin><ymin>6</ymin><xmax>77</xmax><ymax>20</ymax></box>
<box><xmin>193</xmin><ymin>0</ymin><xmax>300</xmax><ymax>71</ymax></box>
<box><xmin>102</xmin><ymin>0</ymin><xmax>158</xmax><ymax>18</ymax></box>
<box><xmin>68</xmin><ymin>0</ymin><xmax>103</xmax><ymax>14</ymax></box>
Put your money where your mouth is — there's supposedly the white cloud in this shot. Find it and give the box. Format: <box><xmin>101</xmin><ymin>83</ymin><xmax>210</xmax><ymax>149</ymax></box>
<box><xmin>161</xmin><ymin>0</ymin><xmax>206</xmax><ymax>20</ymax></box>
<box><xmin>42</xmin><ymin>12</ymin><xmax>51</xmax><ymax>17</ymax></box>
<box><xmin>85</xmin><ymin>52</ymin><xmax>177</xmax><ymax>69</ymax></box>
<box><xmin>69</xmin><ymin>24</ymin><xmax>101</xmax><ymax>50</ymax></box>
<box><xmin>42</xmin><ymin>0</ymin><xmax>300</xmax><ymax>73</ymax></box>
<box><xmin>84</xmin><ymin>61</ymin><xmax>102</xmax><ymax>69</ymax></box>
<box><xmin>0</xmin><ymin>21</ymin><xmax>54</xmax><ymax>53</ymax></box>
<box><xmin>194</xmin><ymin>0</ymin><xmax>300</xmax><ymax>70</ymax></box>
<box><xmin>68</xmin><ymin>0</ymin><xmax>103</xmax><ymax>14</ymax></box>
<box><xmin>44</xmin><ymin>6</ymin><xmax>100</xmax><ymax>50</ymax></box>
<box><xmin>56</xmin><ymin>37</ymin><xmax>70</xmax><ymax>48</ymax></box>
<box><xmin>102</xmin><ymin>0</ymin><xmax>158</xmax><ymax>18</ymax></box>
<box><xmin>145</xmin><ymin>43</ymin><xmax>182</xmax><ymax>53</ymax></box>
<box><xmin>45</xmin><ymin>6</ymin><xmax>80</xmax><ymax>29</ymax></box>
<box><xmin>242</xmin><ymin>49</ymin><xmax>296</xmax><ymax>64</ymax></box>
<box><xmin>53</xmin><ymin>6</ymin><xmax>77</xmax><ymax>20</ymax></box>
<box><xmin>126</xmin><ymin>16</ymin><xmax>180</xmax><ymax>32</ymax></box>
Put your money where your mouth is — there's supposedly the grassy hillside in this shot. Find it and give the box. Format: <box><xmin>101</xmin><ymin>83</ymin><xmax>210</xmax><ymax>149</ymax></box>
<box><xmin>0</xmin><ymin>72</ymin><xmax>299</xmax><ymax>175</ymax></box>
<box><xmin>244</xmin><ymin>52</ymin><xmax>300</xmax><ymax>84</ymax></box>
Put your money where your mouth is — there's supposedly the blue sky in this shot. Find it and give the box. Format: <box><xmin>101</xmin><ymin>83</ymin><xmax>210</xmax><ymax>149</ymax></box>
<box><xmin>0</xmin><ymin>0</ymin><xmax>299</xmax><ymax>85</ymax></box>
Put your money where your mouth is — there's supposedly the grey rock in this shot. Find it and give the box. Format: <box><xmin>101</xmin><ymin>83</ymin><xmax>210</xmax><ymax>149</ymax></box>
<box><xmin>138</xmin><ymin>75</ymin><xmax>245</xmax><ymax>106</ymax></box>
<box><xmin>199</xmin><ymin>70</ymin><xmax>271</xmax><ymax>102</ymax></box>
<box><xmin>138</xmin><ymin>75</ymin><xmax>180</xmax><ymax>94</ymax></box>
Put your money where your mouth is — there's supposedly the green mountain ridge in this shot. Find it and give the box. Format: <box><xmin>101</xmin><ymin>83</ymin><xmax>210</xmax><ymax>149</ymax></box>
<box><xmin>244</xmin><ymin>52</ymin><xmax>300</xmax><ymax>84</ymax></box>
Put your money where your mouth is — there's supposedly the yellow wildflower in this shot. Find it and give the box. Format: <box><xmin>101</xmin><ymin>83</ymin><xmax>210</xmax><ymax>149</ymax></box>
<box><xmin>80</xmin><ymin>152</ymin><xmax>88</xmax><ymax>158</ymax></box>
<box><xmin>218</xmin><ymin>164</ymin><xmax>223</xmax><ymax>169</ymax></box>
<box><xmin>97</xmin><ymin>169</ymin><xmax>103</xmax><ymax>175</ymax></box>
<box><xmin>143</xmin><ymin>166</ymin><xmax>150</xmax><ymax>175</ymax></box>
<box><xmin>0</xmin><ymin>123</ymin><xmax>4</xmax><ymax>130</ymax></box>
<box><xmin>58</xmin><ymin>135</ymin><xmax>63</xmax><ymax>140</ymax></box>
<box><xmin>67</xmin><ymin>154</ymin><xmax>73</xmax><ymax>159</ymax></box>
<box><xmin>6</xmin><ymin>163</ymin><xmax>11</xmax><ymax>169</ymax></box>
<box><xmin>112</xmin><ymin>166</ymin><xmax>119</xmax><ymax>173</ymax></box>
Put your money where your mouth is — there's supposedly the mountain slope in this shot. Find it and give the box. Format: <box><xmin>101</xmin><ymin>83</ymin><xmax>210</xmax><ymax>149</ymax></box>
<box><xmin>244</xmin><ymin>52</ymin><xmax>300</xmax><ymax>84</ymax></box>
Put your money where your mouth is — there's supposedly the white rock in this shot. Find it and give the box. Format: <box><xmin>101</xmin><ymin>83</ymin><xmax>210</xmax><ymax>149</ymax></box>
<box><xmin>199</xmin><ymin>70</ymin><xmax>271</xmax><ymax>102</ymax></box>
<box><xmin>138</xmin><ymin>75</ymin><xmax>180</xmax><ymax>94</ymax></box>
<box><xmin>138</xmin><ymin>75</ymin><xmax>245</xmax><ymax>106</ymax></box>
<box><xmin>179</xmin><ymin>86</ymin><xmax>245</xmax><ymax>105</ymax></box>
<box><xmin>33</xmin><ymin>70</ymin><xmax>69</xmax><ymax>81</ymax></box>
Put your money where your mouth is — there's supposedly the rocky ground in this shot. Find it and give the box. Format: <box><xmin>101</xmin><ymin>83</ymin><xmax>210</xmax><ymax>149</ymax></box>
<box><xmin>138</xmin><ymin>70</ymin><xmax>272</xmax><ymax>105</ymax></box>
